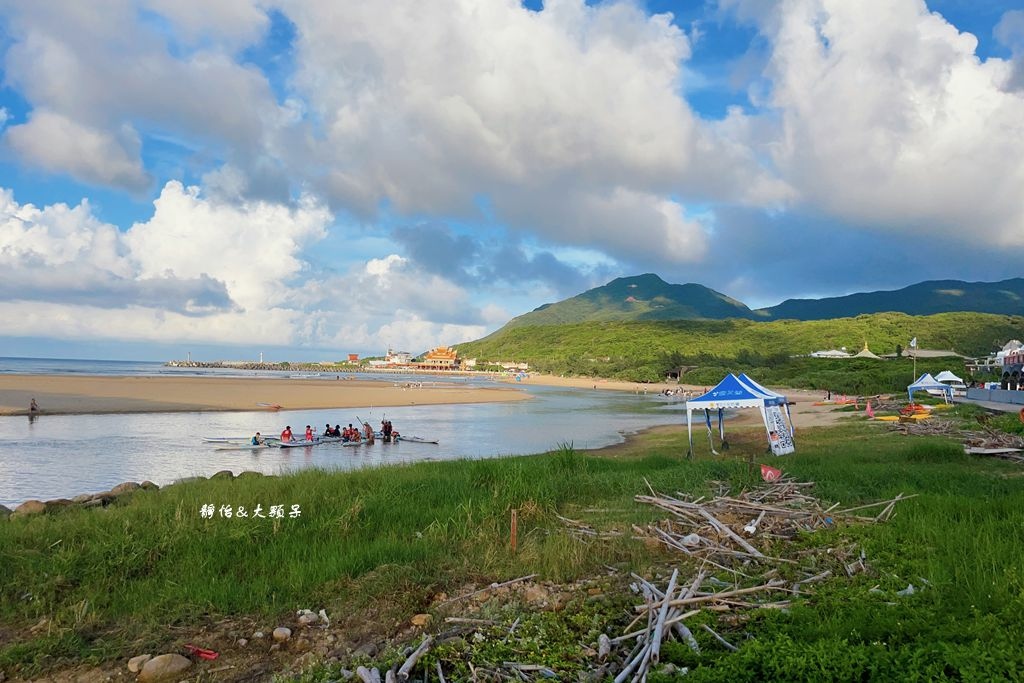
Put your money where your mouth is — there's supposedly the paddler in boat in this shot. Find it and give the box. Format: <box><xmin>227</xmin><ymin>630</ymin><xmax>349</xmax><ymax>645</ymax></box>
<box><xmin>305</xmin><ymin>425</ymin><xmax>314</xmax><ymax>441</ymax></box>
<box><xmin>324</xmin><ymin>422</ymin><xmax>333</xmax><ymax>437</ymax></box>
<box><xmin>280</xmin><ymin>425</ymin><xmax>293</xmax><ymax>443</ymax></box>
<box><xmin>363</xmin><ymin>421</ymin><xmax>375</xmax><ymax>444</ymax></box>
<box><xmin>251</xmin><ymin>432</ymin><xmax>266</xmax><ymax>446</ymax></box>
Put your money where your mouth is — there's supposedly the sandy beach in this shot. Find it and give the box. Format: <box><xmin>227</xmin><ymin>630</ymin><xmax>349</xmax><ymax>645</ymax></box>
<box><xmin>506</xmin><ymin>373</ymin><xmax>852</xmax><ymax>428</ymax></box>
<box><xmin>0</xmin><ymin>374</ymin><xmax>530</xmax><ymax>416</ymax></box>
<box><xmin>0</xmin><ymin>370</ymin><xmax>854</xmax><ymax>427</ymax></box>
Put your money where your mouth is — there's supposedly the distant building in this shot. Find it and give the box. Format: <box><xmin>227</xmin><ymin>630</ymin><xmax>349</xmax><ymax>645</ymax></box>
<box><xmin>348</xmin><ymin>353</ymin><xmax>359</xmax><ymax>362</ymax></box>
<box><xmin>385</xmin><ymin>348</ymin><xmax>412</xmax><ymax>364</ymax></box>
<box><xmin>417</xmin><ymin>346</ymin><xmax>459</xmax><ymax>369</ymax></box>
<box><xmin>810</xmin><ymin>348</ymin><xmax>851</xmax><ymax>358</ymax></box>
<box><xmin>852</xmin><ymin>343</ymin><xmax>882</xmax><ymax>360</ymax></box>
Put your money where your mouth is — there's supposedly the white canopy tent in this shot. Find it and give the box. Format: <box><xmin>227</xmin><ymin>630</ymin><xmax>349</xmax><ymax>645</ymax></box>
<box><xmin>684</xmin><ymin>374</ymin><xmax>794</xmax><ymax>458</ymax></box>
<box><xmin>907</xmin><ymin>373</ymin><xmax>953</xmax><ymax>403</ymax></box>
<box><xmin>934</xmin><ymin>370</ymin><xmax>965</xmax><ymax>385</ymax></box>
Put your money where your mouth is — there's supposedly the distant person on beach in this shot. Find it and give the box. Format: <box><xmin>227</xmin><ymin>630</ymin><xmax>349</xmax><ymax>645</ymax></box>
<box><xmin>251</xmin><ymin>432</ymin><xmax>264</xmax><ymax>445</ymax></box>
<box><xmin>281</xmin><ymin>425</ymin><xmax>293</xmax><ymax>442</ymax></box>
<box><xmin>29</xmin><ymin>398</ymin><xmax>39</xmax><ymax>414</ymax></box>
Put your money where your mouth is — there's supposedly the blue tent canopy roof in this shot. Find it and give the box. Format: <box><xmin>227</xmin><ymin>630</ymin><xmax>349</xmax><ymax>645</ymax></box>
<box><xmin>738</xmin><ymin>373</ymin><xmax>788</xmax><ymax>406</ymax></box>
<box><xmin>686</xmin><ymin>373</ymin><xmax>773</xmax><ymax>410</ymax></box>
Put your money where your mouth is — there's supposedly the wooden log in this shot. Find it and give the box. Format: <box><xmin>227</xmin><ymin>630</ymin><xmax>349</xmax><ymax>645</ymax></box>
<box><xmin>633</xmin><ymin>579</ymin><xmax>787</xmax><ymax>612</ymax></box>
<box><xmin>357</xmin><ymin>667</ymin><xmax>376</xmax><ymax>683</ymax></box>
<box><xmin>598</xmin><ymin>634</ymin><xmax>612</xmax><ymax>661</ymax></box>
<box><xmin>386</xmin><ymin>670</ymin><xmax>397</xmax><ymax>683</ymax></box>
<box><xmin>696</xmin><ymin>508</ymin><xmax>764</xmax><ymax>557</ymax></box>
<box><xmin>834</xmin><ymin>494</ymin><xmax>917</xmax><ymax>515</ymax></box>
<box><xmin>701</xmin><ymin>624</ymin><xmax>739</xmax><ymax>652</ymax></box>
<box><xmin>435</xmin><ymin>662</ymin><xmax>447</xmax><ymax>683</ymax></box>
<box><xmin>650</xmin><ymin>569</ymin><xmax>679</xmax><ymax>664</ymax></box>
<box><xmin>398</xmin><ymin>635</ymin><xmax>434</xmax><ymax>681</ymax></box>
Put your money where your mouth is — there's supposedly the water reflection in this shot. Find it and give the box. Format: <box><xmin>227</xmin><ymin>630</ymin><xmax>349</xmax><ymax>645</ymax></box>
<box><xmin>0</xmin><ymin>385</ymin><xmax>683</xmax><ymax>507</ymax></box>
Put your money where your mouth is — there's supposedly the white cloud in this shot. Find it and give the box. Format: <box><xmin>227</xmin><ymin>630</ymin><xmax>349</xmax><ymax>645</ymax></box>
<box><xmin>0</xmin><ymin>182</ymin><xmax>331</xmax><ymax>342</ymax></box>
<box><xmin>6</xmin><ymin>111</ymin><xmax>151</xmax><ymax>190</ymax></box>
<box><xmin>723</xmin><ymin>0</ymin><xmax>1024</xmax><ymax>244</ymax></box>
<box><xmin>124</xmin><ymin>181</ymin><xmax>329</xmax><ymax>311</ymax></box>
<box><xmin>141</xmin><ymin>0</ymin><xmax>270</xmax><ymax>49</ymax></box>
<box><xmin>0</xmin><ymin>182</ymin><xmax>494</xmax><ymax>352</ymax></box>
<box><xmin>279</xmin><ymin>0</ymin><xmax>783</xmax><ymax>262</ymax></box>
<box><xmin>0</xmin><ymin>0</ymin><xmax>282</xmax><ymax>190</ymax></box>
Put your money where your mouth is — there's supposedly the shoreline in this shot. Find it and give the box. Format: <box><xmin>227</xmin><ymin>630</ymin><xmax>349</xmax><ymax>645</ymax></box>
<box><xmin>0</xmin><ymin>373</ymin><xmax>529</xmax><ymax>416</ymax></box>
<box><xmin>0</xmin><ymin>370</ymin><xmax>850</xmax><ymax>428</ymax></box>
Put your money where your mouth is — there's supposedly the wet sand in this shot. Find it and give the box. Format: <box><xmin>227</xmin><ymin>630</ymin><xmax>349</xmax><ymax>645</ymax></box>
<box><xmin>512</xmin><ymin>373</ymin><xmax>854</xmax><ymax>428</ymax></box>
<box><xmin>0</xmin><ymin>374</ymin><xmax>529</xmax><ymax>416</ymax></box>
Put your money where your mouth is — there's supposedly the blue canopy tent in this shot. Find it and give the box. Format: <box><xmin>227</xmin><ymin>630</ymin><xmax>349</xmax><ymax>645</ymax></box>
<box><xmin>907</xmin><ymin>373</ymin><xmax>953</xmax><ymax>403</ymax></box>
<box><xmin>684</xmin><ymin>374</ymin><xmax>795</xmax><ymax>458</ymax></box>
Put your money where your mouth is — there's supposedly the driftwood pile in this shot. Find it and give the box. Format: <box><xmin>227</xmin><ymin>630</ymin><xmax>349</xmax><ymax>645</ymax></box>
<box><xmin>892</xmin><ymin>417</ymin><xmax>1024</xmax><ymax>461</ymax></box>
<box><xmin>354</xmin><ymin>481</ymin><xmax>915</xmax><ymax>683</ymax></box>
<box><xmin>598</xmin><ymin>477</ymin><xmax>913</xmax><ymax>681</ymax></box>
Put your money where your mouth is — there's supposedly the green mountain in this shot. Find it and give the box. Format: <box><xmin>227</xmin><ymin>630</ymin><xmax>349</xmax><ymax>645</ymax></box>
<box><xmin>759</xmin><ymin>278</ymin><xmax>1024</xmax><ymax>320</ymax></box>
<box><xmin>503</xmin><ymin>273</ymin><xmax>753</xmax><ymax>328</ymax></box>
<box><xmin>502</xmin><ymin>275</ymin><xmax>1024</xmax><ymax>328</ymax></box>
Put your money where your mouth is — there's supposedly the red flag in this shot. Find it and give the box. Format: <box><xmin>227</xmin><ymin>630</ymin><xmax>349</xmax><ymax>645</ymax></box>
<box><xmin>760</xmin><ymin>464</ymin><xmax>782</xmax><ymax>482</ymax></box>
<box><xmin>866</xmin><ymin>401</ymin><xmax>875</xmax><ymax>418</ymax></box>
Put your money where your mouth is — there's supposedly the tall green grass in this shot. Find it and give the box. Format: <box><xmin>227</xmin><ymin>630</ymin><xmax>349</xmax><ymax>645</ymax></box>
<box><xmin>3</xmin><ymin>423</ymin><xmax>1024</xmax><ymax>679</ymax></box>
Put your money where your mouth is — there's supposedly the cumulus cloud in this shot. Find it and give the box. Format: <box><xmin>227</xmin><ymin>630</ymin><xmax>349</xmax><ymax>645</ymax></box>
<box><xmin>995</xmin><ymin>9</ymin><xmax>1024</xmax><ymax>90</ymax></box>
<box><xmin>280</xmin><ymin>0</ymin><xmax>785</xmax><ymax>263</ymax></box>
<box><xmin>0</xmin><ymin>182</ymin><xmax>333</xmax><ymax>342</ymax></box>
<box><xmin>141</xmin><ymin>0</ymin><xmax>270</xmax><ymax>49</ymax></box>
<box><xmin>124</xmin><ymin>181</ymin><xmax>329</xmax><ymax>311</ymax></box>
<box><xmin>5</xmin><ymin>111</ymin><xmax>151</xmax><ymax>190</ymax></box>
<box><xmin>721</xmin><ymin>0</ymin><xmax>1024</xmax><ymax>245</ymax></box>
<box><xmin>0</xmin><ymin>0</ymin><xmax>283</xmax><ymax>190</ymax></box>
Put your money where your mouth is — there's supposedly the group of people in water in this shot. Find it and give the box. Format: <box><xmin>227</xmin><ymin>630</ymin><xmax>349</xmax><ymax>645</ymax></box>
<box><xmin>250</xmin><ymin>419</ymin><xmax>400</xmax><ymax>445</ymax></box>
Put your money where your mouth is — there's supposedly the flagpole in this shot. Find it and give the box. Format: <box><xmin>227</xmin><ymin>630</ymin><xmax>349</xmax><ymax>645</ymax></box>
<box><xmin>909</xmin><ymin>337</ymin><xmax>918</xmax><ymax>381</ymax></box>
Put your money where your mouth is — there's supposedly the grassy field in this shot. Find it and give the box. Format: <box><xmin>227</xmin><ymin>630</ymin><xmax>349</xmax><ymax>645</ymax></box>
<box><xmin>2</xmin><ymin>411</ymin><xmax>1024</xmax><ymax>680</ymax></box>
<box><xmin>455</xmin><ymin>311</ymin><xmax>1022</xmax><ymax>384</ymax></box>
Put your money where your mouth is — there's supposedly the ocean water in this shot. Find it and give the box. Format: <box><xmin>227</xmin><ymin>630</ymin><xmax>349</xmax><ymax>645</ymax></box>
<box><xmin>0</xmin><ymin>360</ymin><xmax>686</xmax><ymax>507</ymax></box>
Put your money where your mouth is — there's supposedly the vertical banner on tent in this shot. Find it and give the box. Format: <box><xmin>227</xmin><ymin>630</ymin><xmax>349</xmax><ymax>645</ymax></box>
<box><xmin>764</xmin><ymin>404</ymin><xmax>795</xmax><ymax>455</ymax></box>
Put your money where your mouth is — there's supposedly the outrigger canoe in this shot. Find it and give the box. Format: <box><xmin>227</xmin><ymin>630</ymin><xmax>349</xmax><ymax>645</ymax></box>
<box><xmin>399</xmin><ymin>436</ymin><xmax>439</xmax><ymax>444</ymax></box>
<box><xmin>278</xmin><ymin>439</ymin><xmax>323</xmax><ymax>448</ymax></box>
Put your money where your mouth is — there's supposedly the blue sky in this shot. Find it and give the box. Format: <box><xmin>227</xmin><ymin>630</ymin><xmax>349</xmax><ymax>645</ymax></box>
<box><xmin>0</xmin><ymin>0</ymin><xmax>1022</xmax><ymax>361</ymax></box>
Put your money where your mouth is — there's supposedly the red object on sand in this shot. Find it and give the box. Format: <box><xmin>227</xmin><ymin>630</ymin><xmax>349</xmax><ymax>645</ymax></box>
<box><xmin>760</xmin><ymin>464</ymin><xmax>782</xmax><ymax>482</ymax></box>
<box><xmin>184</xmin><ymin>644</ymin><xmax>219</xmax><ymax>660</ymax></box>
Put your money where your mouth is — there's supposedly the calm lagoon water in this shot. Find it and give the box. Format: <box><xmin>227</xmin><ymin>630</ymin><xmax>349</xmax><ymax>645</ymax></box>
<box><xmin>0</xmin><ymin>378</ymin><xmax>684</xmax><ymax>507</ymax></box>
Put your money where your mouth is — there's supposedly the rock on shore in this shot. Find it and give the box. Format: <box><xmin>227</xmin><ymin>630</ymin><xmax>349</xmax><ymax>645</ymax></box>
<box><xmin>138</xmin><ymin>653</ymin><xmax>191</xmax><ymax>682</ymax></box>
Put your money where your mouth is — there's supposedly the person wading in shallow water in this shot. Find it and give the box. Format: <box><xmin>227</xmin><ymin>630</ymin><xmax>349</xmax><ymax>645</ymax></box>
<box><xmin>29</xmin><ymin>398</ymin><xmax>39</xmax><ymax>414</ymax></box>
<box><xmin>363</xmin><ymin>422</ymin><xmax>375</xmax><ymax>444</ymax></box>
